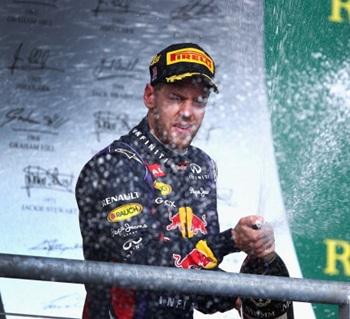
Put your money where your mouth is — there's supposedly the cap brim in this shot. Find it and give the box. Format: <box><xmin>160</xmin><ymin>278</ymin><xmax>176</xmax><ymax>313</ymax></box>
<box><xmin>165</xmin><ymin>72</ymin><xmax>219</xmax><ymax>93</ymax></box>
<box><xmin>200</xmin><ymin>74</ymin><xmax>219</xmax><ymax>94</ymax></box>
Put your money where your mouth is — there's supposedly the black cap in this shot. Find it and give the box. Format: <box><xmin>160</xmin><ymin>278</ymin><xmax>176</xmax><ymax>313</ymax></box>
<box><xmin>149</xmin><ymin>43</ymin><xmax>218</xmax><ymax>93</ymax></box>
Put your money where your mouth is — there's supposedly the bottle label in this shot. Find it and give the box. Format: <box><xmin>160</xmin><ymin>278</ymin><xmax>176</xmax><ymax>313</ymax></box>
<box><xmin>243</xmin><ymin>314</ymin><xmax>288</xmax><ymax>319</ymax></box>
<box><xmin>242</xmin><ymin>300</ymin><xmax>292</xmax><ymax>319</ymax></box>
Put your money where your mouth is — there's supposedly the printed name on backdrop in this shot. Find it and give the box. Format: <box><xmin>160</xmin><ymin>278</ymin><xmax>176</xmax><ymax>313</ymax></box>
<box><xmin>23</xmin><ymin>165</ymin><xmax>74</xmax><ymax>197</ymax></box>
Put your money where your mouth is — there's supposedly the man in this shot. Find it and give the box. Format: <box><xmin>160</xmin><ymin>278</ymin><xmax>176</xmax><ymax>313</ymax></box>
<box><xmin>76</xmin><ymin>43</ymin><xmax>275</xmax><ymax>319</ymax></box>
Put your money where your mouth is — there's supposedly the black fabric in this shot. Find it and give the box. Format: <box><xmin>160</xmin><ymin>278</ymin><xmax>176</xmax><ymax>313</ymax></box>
<box><xmin>76</xmin><ymin>117</ymin><xmax>238</xmax><ymax>318</ymax></box>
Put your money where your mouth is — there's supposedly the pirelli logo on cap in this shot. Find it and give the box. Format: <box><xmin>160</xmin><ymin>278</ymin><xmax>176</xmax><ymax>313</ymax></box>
<box><xmin>107</xmin><ymin>203</ymin><xmax>143</xmax><ymax>223</ymax></box>
<box><xmin>166</xmin><ymin>48</ymin><xmax>214</xmax><ymax>74</ymax></box>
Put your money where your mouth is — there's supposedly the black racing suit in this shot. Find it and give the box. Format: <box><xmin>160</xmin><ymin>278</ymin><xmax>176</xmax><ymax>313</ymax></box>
<box><xmin>76</xmin><ymin>117</ymin><xmax>240</xmax><ymax>319</ymax></box>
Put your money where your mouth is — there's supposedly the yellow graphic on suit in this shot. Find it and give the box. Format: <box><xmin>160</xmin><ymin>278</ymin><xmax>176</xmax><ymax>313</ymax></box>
<box><xmin>107</xmin><ymin>203</ymin><xmax>143</xmax><ymax>223</ymax></box>
<box><xmin>166</xmin><ymin>206</ymin><xmax>207</xmax><ymax>239</ymax></box>
<box><xmin>195</xmin><ymin>240</ymin><xmax>218</xmax><ymax>269</ymax></box>
<box><xmin>172</xmin><ymin>240</ymin><xmax>218</xmax><ymax>269</ymax></box>
<box><xmin>153</xmin><ymin>181</ymin><xmax>172</xmax><ymax>196</ymax></box>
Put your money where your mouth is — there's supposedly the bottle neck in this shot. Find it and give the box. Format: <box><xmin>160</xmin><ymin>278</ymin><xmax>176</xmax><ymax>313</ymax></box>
<box><xmin>261</xmin><ymin>251</ymin><xmax>276</xmax><ymax>264</ymax></box>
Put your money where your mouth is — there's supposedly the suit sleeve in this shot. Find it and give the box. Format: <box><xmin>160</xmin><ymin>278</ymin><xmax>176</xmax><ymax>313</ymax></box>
<box><xmin>76</xmin><ymin>150</ymin><xmax>164</xmax><ymax>318</ymax></box>
<box><xmin>76</xmin><ymin>151</ymin><xmax>161</xmax><ymax>266</ymax></box>
<box><xmin>190</xmin><ymin>157</ymin><xmax>239</xmax><ymax>314</ymax></box>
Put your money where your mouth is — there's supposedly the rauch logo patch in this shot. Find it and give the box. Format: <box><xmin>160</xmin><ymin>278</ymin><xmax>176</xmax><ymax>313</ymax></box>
<box><xmin>107</xmin><ymin>203</ymin><xmax>143</xmax><ymax>223</ymax></box>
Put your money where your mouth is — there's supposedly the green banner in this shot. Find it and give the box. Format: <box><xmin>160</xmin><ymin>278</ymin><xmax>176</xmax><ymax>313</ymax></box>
<box><xmin>265</xmin><ymin>1</ymin><xmax>350</xmax><ymax>318</ymax></box>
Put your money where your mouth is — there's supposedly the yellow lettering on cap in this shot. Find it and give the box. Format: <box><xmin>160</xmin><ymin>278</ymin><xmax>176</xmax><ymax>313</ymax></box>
<box><xmin>166</xmin><ymin>48</ymin><xmax>214</xmax><ymax>74</ymax></box>
<box><xmin>150</xmin><ymin>54</ymin><xmax>161</xmax><ymax>66</ymax></box>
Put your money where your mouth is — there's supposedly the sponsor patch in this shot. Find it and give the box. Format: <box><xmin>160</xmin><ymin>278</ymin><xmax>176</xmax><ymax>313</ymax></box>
<box><xmin>112</xmin><ymin>148</ymin><xmax>143</xmax><ymax>164</ymax></box>
<box><xmin>101</xmin><ymin>192</ymin><xmax>140</xmax><ymax>208</ymax></box>
<box><xmin>190</xmin><ymin>163</ymin><xmax>202</xmax><ymax>174</ymax></box>
<box><xmin>122</xmin><ymin>237</ymin><xmax>143</xmax><ymax>259</ymax></box>
<box><xmin>189</xmin><ymin>187</ymin><xmax>210</xmax><ymax>198</ymax></box>
<box><xmin>150</xmin><ymin>54</ymin><xmax>161</xmax><ymax>66</ymax></box>
<box><xmin>111</xmin><ymin>223</ymin><xmax>147</xmax><ymax>237</ymax></box>
<box><xmin>153</xmin><ymin>181</ymin><xmax>172</xmax><ymax>196</ymax></box>
<box><xmin>166</xmin><ymin>207</ymin><xmax>207</xmax><ymax>238</ymax></box>
<box><xmin>122</xmin><ymin>237</ymin><xmax>143</xmax><ymax>251</ymax></box>
<box><xmin>155</xmin><ymin>197</ymin><xmax>176</xmax><ymax>209</ymax></box>
<box><xmin>107</xmin><ymin>203</ymin><xmax>143</xmax><ymax>223</ymax></box>
<box><xmin>131</xmin><ymin>128</ymin><xmax>169</xmax><ymax>163</ymax></box>
<box><xmin>176</xmin><ymin>160</ymin><xmax>189</xmax><ymax>171</ymax></box>
<box><xmin>166</xmin><ymin>48</ymin><xmax>214</xmax><ymax>73</ymax></box>
<box><xmin>158</xmin><ymin>295</ymin><xmax>193</xmax><ymax>311</ymax></box>
<box><xmin>172</xmin><ymin>240</ymin><xmax>217</xmax><ymax>269</ymax></box>
<box><xmin>188</xmin><ymin>163</ymin><xmax>209</xmax><ymax>179</ymax></box>
<box><xmin>148</xmin><ymin>163</ymin><xmax>166</xmax><ymax>178</ymax></box>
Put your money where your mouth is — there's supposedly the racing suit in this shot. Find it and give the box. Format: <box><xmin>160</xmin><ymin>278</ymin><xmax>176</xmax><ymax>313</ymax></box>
<box><xmin>76</xmin><ymin>117</ymin><xmax>240</xmax><ymax>318</ymax></box>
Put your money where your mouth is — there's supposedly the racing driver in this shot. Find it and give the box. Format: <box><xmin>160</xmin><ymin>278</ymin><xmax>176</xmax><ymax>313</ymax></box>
<box><xmin>76</xmin><ymin>43</ymin><xmax>275</xmax><ymax>319</ymax></box>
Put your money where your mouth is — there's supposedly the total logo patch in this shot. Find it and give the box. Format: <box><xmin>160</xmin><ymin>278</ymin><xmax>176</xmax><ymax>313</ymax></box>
<box><xmin>153</xmin><ymin>181</ymin><xmax>172</xmax><ymax>196</ymax></box>
<box><xmin>107</xmin><ymin>203</ymin><xmax>143</xmax><ymax>223</ymax></box>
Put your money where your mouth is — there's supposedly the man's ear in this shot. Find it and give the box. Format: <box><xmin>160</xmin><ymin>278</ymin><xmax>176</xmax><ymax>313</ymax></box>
<box><xmin>144</xmin><ymin>83</ymin><xmax>155</xmax><ymax>110</ymax></box>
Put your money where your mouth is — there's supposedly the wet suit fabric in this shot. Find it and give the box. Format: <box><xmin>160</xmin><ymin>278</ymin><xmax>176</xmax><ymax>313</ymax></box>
<box><xmin>76</xmin><ymin>118</ymin><xmax>239</xmax><ymax>319</ymax></box>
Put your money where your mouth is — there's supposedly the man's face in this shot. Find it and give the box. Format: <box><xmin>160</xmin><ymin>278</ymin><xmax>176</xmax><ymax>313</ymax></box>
<box><xmin>144</xmin><ymin>79</ymin><xmax>210</xmax><ymax>151</ymax></box>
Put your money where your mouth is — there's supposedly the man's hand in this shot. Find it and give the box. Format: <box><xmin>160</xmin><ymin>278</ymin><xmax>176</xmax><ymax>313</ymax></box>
<box><xmin>231</xmin><ymin>215</ymin><xmax>275</xmax><ymax>258</ymax></box>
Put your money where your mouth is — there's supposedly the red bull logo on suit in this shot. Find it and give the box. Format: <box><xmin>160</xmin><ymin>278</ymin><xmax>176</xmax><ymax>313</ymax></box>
<box><xmin>173</xmin><ymin>240</ymin><xmax>218</xmax><ymax>269</ymax></box>
<box><xmin>166</xmin><ymin>206</ymin><xmax>207</xmax><ymax>238</ymax></box>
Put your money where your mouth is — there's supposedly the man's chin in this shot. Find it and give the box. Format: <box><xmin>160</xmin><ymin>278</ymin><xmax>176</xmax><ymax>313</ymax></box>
<box><xmin>169</xmin><ymin>137</ymin><xmax>192</xmax><ymax>151</ymax></box>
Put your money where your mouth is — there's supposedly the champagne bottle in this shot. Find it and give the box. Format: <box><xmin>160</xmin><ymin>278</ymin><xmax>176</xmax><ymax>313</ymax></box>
<box><xmin>239</xmin><ymin>252</ymin><xmax>294</xmax><ymax>319</ymax></box>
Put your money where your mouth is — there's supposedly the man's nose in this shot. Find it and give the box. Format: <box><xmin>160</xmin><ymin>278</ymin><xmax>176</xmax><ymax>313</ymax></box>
<box><xmin>179</xmin><ymin>100</ymin><xmax>194</xmax><ymax>118</ymax></box>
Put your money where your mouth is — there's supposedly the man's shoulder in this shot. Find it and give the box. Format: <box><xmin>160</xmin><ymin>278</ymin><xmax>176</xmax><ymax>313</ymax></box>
<box><xmin>106</xmin><ymin>140</ymin><xmax>145</xmax><ymax>166</ymax></box>
<box><xmin>78</xmin><ymin>139</ymin><xmax>146</xmax><ymax>177</ymax></box>
<box><xmin>189</xmin><ymin>145</ymin><xmax>217</xmax><ymax>180</ymax></box>
<box><xmin>189</xmin><ymin>145</ymin><xmax>214</xmax><ymax>163</ymax></box>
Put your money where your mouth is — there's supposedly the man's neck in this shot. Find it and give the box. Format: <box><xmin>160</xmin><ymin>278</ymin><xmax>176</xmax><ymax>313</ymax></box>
<box><xmin>149</xmin><ymin>128</ymin><xmax>188</xmax><ymax>156</ymax></box>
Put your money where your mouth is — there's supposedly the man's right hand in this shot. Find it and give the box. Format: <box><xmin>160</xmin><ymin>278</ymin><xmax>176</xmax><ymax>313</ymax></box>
<box><xmin>231</xmin><ymin>215</ymin><xmax>275</xmax><ymax>258</ymax></box>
